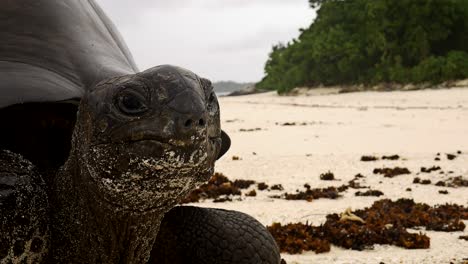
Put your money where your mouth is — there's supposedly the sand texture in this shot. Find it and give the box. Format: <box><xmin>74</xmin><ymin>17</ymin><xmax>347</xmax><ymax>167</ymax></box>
<box><xmin>195</xmin><ymin>88</ymin><xmax>468</xmax><ymax>264</ymax></box>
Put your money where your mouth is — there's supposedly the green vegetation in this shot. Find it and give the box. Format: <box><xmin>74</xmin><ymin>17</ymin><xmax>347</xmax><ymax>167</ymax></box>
<box><xmin>257</xmin><ymin>0</ymin><xmax>468</xmax><ymax>93</ymax></box>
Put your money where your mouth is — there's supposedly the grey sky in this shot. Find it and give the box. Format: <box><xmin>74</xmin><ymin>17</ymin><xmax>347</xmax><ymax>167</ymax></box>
<box><xmin>97</xmin><ymin>0</ymin><xmax>315</xmax><ymax>82</ymax></box>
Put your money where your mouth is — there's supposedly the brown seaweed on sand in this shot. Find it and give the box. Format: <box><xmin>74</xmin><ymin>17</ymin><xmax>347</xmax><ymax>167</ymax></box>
<box><xmin>446</xmin><ymin>153</ymin><xmax>457</xmax><ymax>160</ymax></box>
<box><xmin>239</xmin><ymin>128</ymin><xmax>262</xmax><ymax>132</ymax></box>
<box><xmin>257</xmin><ymin>182</ymin><xmax>269</xmax><ymax>190</ymax></box>
<box><xmin>276</xmin><ymin>173</ymin><xmax>369</xmax><ymax>202</ymax></box>
<box><xmin>423</xmin><ymin>177</ymin><xmax>467</xmax><ymax>187</ymax></box>
<box><xmin>180</xmin><ymin>173</ymin><xmax>242</xmax><ymax>203</ymax></box>
<box><xmin>319</xmin><ymin>171</ymin><xmax>336</xmax><ymax>181</ymax></box>
<box><xmin>180</xmin><ymin>173</ymin><xmax>284</xmax><ymax>203</ymax></box>
<box><xmin>373</xmin><ymin>167</ymin><xmax>411</xmax><ymax>178</ymax></box>
<box><xmin>271</xmin><ymin>184</ymin><xmax>284</xmax><ymax>191</ymax></box>
<box><xmin>267</xmin><ymin>223</ymin><xmax>331</xmax><ymax>254</ymax></box>
<box><xmin>420</xmin><ymin>166</ymin><xmax>441</xmax><ymax>173</ymax></box>
<box><xmin>361</xmin><ymin>155</ymin><xmax>378</xmax><ymax>161</ymax></box>
<box><xmin>284</xmin><ymin>186</ymin><xmax>342</xmax><ymax>202</ymax></box>
<box><xmin>446</xmin><ymin>176</ymin><xmax>468</xmax><ymax>187</ymax></box>
<box><xmin>413</xmin><ymin>177</ymin><xmax>432</xmax><ymax>185</ymax></box>
<box><xmin>382</xmin><ymin>155</ymin><xmax>400</xmax><ymax>160</ymax></box>
<box><xmin>268</xmin><ymin>199</ymin><xmax>467</xmax><ymax>254</ymax></box>
<box><xmin>233</xmin><ymin>179</ymin><xmax>256</xmax><ymax>189</ymax></box>
<box><xmin>355</xmin><ymin>190</ymin><xmax>384</xmax><ymax>197</ymax></box>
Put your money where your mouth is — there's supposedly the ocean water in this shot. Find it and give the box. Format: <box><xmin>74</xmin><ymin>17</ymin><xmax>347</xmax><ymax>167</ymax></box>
<box><xmin>215</xmin><ymin>91</ymin><xmax>230</xmax><ymax>97</ymax></box>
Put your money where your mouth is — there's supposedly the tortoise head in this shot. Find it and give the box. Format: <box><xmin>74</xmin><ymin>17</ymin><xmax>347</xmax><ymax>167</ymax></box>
<box><xmin>73</xmin><ymin>65</ymin><xmax>230</xmax><ymax>212</ymax></box>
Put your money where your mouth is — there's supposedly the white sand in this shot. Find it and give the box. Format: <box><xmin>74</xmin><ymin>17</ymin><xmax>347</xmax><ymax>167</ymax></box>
<box><xmin>198</xmin><ymin>88</ymin><xmax>468</xmax><ymax>263</ymax></box>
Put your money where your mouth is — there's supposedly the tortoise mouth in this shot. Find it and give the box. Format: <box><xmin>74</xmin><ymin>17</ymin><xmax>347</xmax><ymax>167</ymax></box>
<box><xmin>91</xmin><ymin>137</ymin><xmax>198</xmax><ymax>148</ymax></box>
<box><xmin>82</xmin><ymin>136</ymin><xmax>216</xmax><ymax>211</ymax></box>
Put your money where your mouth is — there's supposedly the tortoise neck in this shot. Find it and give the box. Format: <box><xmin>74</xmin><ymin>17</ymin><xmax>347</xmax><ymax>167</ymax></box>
<box><xmin>50</xmin><ymin>154</ymin><xmax>165</xmax><ymax>263</ymax></box>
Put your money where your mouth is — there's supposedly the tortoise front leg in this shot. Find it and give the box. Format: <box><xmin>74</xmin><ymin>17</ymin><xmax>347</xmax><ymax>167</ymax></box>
<box><xmin>0</xmin><ymin>150</ymin><xmax>49</xmax><ymax>263</ymax></box>
<box><xmin>150</xmin><ymin>206</ymin><xmax>281</xmax><ymax>264</ymax></box>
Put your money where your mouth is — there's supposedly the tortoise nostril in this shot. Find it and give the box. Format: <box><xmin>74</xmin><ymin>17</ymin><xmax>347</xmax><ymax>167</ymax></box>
<box><xmin>198</xmin><ymin>118</ymin><xmax>205</xmax><ymax>126</ymax></box>
<box><xmin>184</xmin><ymin>119</ymin><xmax>193</xmax><ymax>128</ymax></box>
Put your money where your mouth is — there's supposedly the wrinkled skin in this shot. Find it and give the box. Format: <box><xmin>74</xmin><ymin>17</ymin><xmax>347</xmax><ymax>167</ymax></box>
<box><xmin>74</xmin><ymin>65</ymin><xmax>221</xmax><ymax>212</ymax></box>
<box><xmin>49</xmin><ymin>65</ymin><xmax>223</xmax><ymax>263</ymax></box>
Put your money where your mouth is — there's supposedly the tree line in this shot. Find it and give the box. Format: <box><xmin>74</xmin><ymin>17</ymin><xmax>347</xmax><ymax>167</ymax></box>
<box><xmin>257</xmin><ymin>0</ymin><xmax>468</xmax><ymax>93</ymax></box>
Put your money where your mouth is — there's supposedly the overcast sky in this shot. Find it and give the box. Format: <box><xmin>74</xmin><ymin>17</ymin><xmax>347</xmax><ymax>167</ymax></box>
<box><xmin>97</xmin><ymin>0</ymin><xmax>316</xmax><ymax>82</ymax></box>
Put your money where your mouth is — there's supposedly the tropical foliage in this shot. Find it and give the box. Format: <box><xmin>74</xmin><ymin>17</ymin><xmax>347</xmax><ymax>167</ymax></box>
<box><xmin>258</xmin><ymin>0</ymin><xmax>468</xmax><ymax>93</ymax></box>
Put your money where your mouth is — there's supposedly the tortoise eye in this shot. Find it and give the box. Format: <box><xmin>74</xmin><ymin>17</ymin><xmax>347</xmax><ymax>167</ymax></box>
<box><xmin>116</xmin><ymin>90</ymin><xmax>148</xmax><ymax>116</ymax></box>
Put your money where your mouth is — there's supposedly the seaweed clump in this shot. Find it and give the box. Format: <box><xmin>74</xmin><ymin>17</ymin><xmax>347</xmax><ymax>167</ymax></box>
<box><xmin>382</xmin><ymin>155</ymin><xmax>400</xmax><ymax>160</ymax></box>
<box><xmin>233</xmin><ymin>179</ymin><xmax>256</xmax><ymax>189</ymax></box>
<box><xmin>180</xmin><ymin>173</ymin><xmax>242</xmax><ymax>203</ymax></box>
<box><xmin>355</xmin><ymin>190</ymin><xmax>384</xmax><ymax>197</ymax></box>
<box><xmin>271</xmin><ymin>184</ymin><xmax>284</xmax><ymax>191</ymax></box>
<box><xmin>257</xmin><ymin>182</ymin><xmax>269</xmax><ymax>190</ymax></box>
<box><xmin>446</xmin><ymin>153</ymin><xmax>457</xmax><ymax>160</ymax></box>
<box><xmin>319</xmin><ymin>171</ymin><xmax>335</xmax><ymax>181</ymax></box>
<box><xmin>361</xmin><ymin>155</ymin><xmax>378</xmax><ymax>161</ymax></box>
<box><xmin>420</xmin><ymin>166</ymin><xmax>441</xmax><ymax>173</ymax></box>
<box><xmin>276</xmin><ymin>174</ymin><xmax>369</xmax><ymax>202</ymax></box>
<box><xmin>445</xmin><ymin>176</ymin><xmax>468</xmax><ymax>187</ymax></box>
<box><xmin>284</xmin><ymin>186</ymin><xmax>342</xmax><ymax>202</ymax></box>
<box><xmin>431</xmin><ymin>177</ymin><xmax>467</xmax><ymax>187</ymax></box>
<box><xmin>413</xmin><ymin>178</ymin><xmax>432</xmax><ymax>185</ymax></box>
<box><xmin>268</xmin><ymin>199</ymin><xmax>467</xmax><ymax>254</ymax></box>
<box><xmin>180</xmin><ymin>173</ymin><xmax>284</xmax><ymax>203</ymax></box>
<box><xmin>267</xmin><ymin>223</ymin><xmax>330</xmax><ymax>254</ymax></box>
<box><xmin>373</xmin><ymin>167</ymin><xmax>411</xmax><ymax>178</ymax></box>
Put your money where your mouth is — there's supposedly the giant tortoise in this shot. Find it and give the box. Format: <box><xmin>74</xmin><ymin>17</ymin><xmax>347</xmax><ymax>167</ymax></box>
<box><xmin>0</xmin><ymin>1</ymin><xmax>280</xmax><ymax>263</ymax></box>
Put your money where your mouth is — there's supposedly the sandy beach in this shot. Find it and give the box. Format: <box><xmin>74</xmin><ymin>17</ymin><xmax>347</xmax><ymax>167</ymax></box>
<box><xmin>192</xmin><ymin>88</ymin><xmax>468</xmax><ymax>263</ymax></box>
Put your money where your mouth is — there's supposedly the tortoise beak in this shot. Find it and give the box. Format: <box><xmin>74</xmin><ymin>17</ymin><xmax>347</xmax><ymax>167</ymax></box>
<box><xmin>217</xmin><ymin>130</ymin><xmax>231</xmax><ymax>160</ymax></box>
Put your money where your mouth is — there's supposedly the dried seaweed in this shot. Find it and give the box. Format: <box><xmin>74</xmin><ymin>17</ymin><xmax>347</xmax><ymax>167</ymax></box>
<box><xmin>180</xmin><ymin>173</ymin><xmax>241</xmax><ymax>203</ymax></box>
<box><xmin>446</xmin><ymin>176</ymin><xmax>468</xmax><ymax>187</ymax></box>
<box><xmin>276</xmin><ymin>122</ymin><xmax>316</xmax><ymax>126</ymax></box>
<box><xmin>239</xmin><ymin>128</ymin><xmax>262</xmax><ymax>132</ymax></box>
<box><xmin>267</xmin><ymin>223</ymin><xmax>330</xmax><ymax>254</ymax></box>
<box><xmin>414</xmin><ymin>179</ymin><xmax>432</xmax><ymax>185</ymax></box>
<box><xmin>320</xmin><ymin>171</ymin><xmax>335</xmax><ymax>181</ymax></box>
<box><xmin>213</xmin><ymin>197</ymin><xmax>233</xmax><ymax>203</ymax></box>
<box><xmin>271</xmin><ymin>184</ymin><xmax>284</xmax><ymax>191</ymax></box>
<box><xmin>233</xmin><ymin>179</ymin><xmax>255</xmax><ymax>189</ymax></box>
<box><xmin>421</xmin><ymin>177</ymin><xmax>467</xmax><ymax>188</ymax></box>
<box><xmin>355</xmin><ymin>190</ymin><xmax>384</xmax><ymax>197</ymax></box>
<box><xmin>284</xmin><ymin>186</ymin><xmax>342</xmax><ymax>202</ymax></box>
<box><xmin>245</xmin><ymin>190</ymin><xmax>257</xmax><ymax>197</ymax></box>
<box><xmin>446</xmin><ymin>154</ymin><xmax>457</xmax><ymax>160</ymax></box>
<box><xmin>257</xmin><ymin>182</ymin><xmax>269</xmax><ymax>190</ymax></box>
<box><xmin>382</xmin><ymin>155</ymin><xmax>400</xmax><ymax>160</ymax></box>
<box><xmin>268</xmin><ymin>199</ymin><xmax>467</xmax><ymax>254</ymax></box>
<box><xmin>361</xmin><ymin>156</ymin><xmax>378</xmax><ymax>162</ymax></box>
<box><xmin>435</xmin><ymin>181</ymin><xmax>446</xmax><ymax>186</ymax></box>
<box><xmin>275</xmin><ymin>173</ymin><xmax>369</xmax><ymax>202</ymax></box>
<box><xmin>420</xmin><ymin>166</ymin><xmax>441</xmax><ymax>173</ymax></box>
<box><xmin>373</xmin><ymin>167</ymin><xmax>411</xmax><ymax>178</ymax></box>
